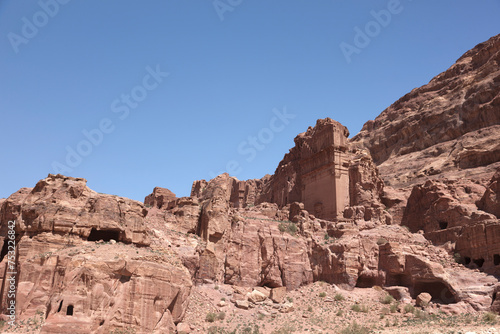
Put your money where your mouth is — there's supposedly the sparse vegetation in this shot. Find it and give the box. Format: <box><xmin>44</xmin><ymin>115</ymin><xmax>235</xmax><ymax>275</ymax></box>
<box><xmin>278</xmin><ymin>221</ymin><xmax>298</xmax><ymax>235</ymax></box>
<box><xmin>403</xmin><ymin>304</ymin><xmax>415</xmax><ymax>314</ymax></box>
<box><xmin>381</xmin><ymin>294</ymin><xmax>395</xmax><ymax>304</ymax></box>
<box><xmin>483</xmin><ymin>311</ymin><xmax>497</xmax><ymax>324</ymax></box>
<box><xmin>334</xmin><ymin>293</ymin><xmax>345</xmax><ymax>301</ymax></box>
<box><xmin>206</xmin><ymin>312</ymin><xmax>218</xmax><ymax>323</ymax></box>
<box><xmin>340</xmin><ymin>321</ymin><xmax>370</xmax><ymax>334</ymax></box>
<box><xmin>319</xmin><ymin>292</ymin><xmax>327</xmax><ymax>298</ymax></box>
<box><xmin>390</xmin><ymin>302</ymin><xmax>399</xmax><ymax>313</ymax></box>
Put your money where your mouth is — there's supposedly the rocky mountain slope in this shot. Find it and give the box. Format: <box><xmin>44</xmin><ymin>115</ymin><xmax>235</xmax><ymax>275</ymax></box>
<box><xmin>351</xmin><ymin>33</ymin><xmax>500</xmax><ymax>188</ymax></box>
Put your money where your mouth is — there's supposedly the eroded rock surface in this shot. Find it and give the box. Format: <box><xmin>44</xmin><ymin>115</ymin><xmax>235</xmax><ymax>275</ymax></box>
<box><xmin>351</xmin><ymin>34</ymin><xmax>500</xmax><ymax>188</ymax></box>
<box><xmin>0</xmin><ymin>175</ymin><xmax>192</xmax><ymax>333</ymax></box>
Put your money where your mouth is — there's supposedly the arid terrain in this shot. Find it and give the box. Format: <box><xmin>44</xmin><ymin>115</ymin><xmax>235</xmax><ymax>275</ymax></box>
<box><xmin>0</xmin><ymin>34</ymin><xmax>499</xmax><ymax>334</ymax></box>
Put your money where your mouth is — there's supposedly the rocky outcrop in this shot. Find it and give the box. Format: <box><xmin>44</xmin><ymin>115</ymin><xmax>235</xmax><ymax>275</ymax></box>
<box><xmin>190</xmin><ymin>118</ymin><xmax>387</xmax><ymax>223</ymax></box>
<box><xmin>191</xmin><ymin>174</ymin><xmax>266</xmax><ymax>209</ymax></box>
<box><xmin>0</xmin><ymin>174</ymin><xmax>150</xmax><ymax>246</ymax></box>
<box><xmin>351</xmin><ymin>34</ymin><xmax>500</xmax><ymax>187</ymax></box>
<box><xmin>477</xmin><ymin>169</ymin><xmax>500</xmax><ymax>218</ymax></box>
<box><xmin>401</xmin><ymin>176</ymin><xmax>500</xmax><ymax>277</ymax></box>
<box><xmin>258</xmin><ymin>118</ymin><xmax>352</xmax><ymax>220</ymax></box>
<box><xmin>144</xmin><ymin>187</ymin><xmax>176</xmax><ymax>209</ymax></box>
<box><xmin>0</xmin><ymin>174</ymin><xmax>192</xmax><ymax>333</ymax></box>
<box><xmin>401</xmin><ymin>179</ymin><xmax>492</xmax><ymax>237</ymax></box>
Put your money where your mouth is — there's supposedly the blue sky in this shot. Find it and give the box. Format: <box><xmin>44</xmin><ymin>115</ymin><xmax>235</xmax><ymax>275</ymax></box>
<box><xmin>1</xmin><ymin>1</ymin><xmax>499</xmax><ymax>201</ymax></box>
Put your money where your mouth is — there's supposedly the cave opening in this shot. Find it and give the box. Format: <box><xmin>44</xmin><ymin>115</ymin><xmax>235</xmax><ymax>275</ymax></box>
<box><xmin>87</xmin><ymin>228</ymin><xmax>120</xmax><ymax>242</ymax></box>
<box><xmin>355</xmin><ymin>274</ymin><xmax>376</xmax><ymax>288</ymax></box>
<box><xmin>464</xmin><ymin>256</ymin><xmax>471</xmax><ymax>265</ymax></box>
<box><xmin>439</xmin><ymin>221</ymin><xmax>448</xmax><ymax>229</ymax></box>
<box><xmin>473</xmin><ymin>258</ymin><xmax>485</xmax><ymax>268</ymax></box>
<box><xmin>66</xmin><ymin>305</ymin><xmax>74</xmax><ymax>316</ymax></box>
<box><xmin>260</xmin><ymin>281</ymin><xmax>281</xmax><ymax>289</ymax></box>
<box><xmin>120</xmin><ymin>275</ymin><xmax>131</xmax><ymax>283</ymax></box>
<box><xmin>413</xmin><ymin>281</ymin><xmax>456</xmax><ymax>304</ymax></box>
<box><xmin>494</xmin><ymin>254</ymin><xmax>500</xmax><ymax>266</ymax></box>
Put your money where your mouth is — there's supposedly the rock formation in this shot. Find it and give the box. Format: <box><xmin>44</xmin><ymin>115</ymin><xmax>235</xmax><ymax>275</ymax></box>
<box><xmin>0</xmin><ymin>175</ymin><xmax>191</xmax><ymax>333</ymax></box>
<box><xmin>351</xmin><ymin>33</ymin><xmax>500</xmax><ymax>190</ymax></box>
<box><xmin>2</xmin><ymin>33</ymin><xmax>500</xmax><ymax>333</ymax></box>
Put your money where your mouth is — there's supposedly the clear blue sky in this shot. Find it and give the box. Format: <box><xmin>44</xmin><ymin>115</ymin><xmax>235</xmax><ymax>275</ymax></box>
<box><xmin>1</xmin><ymin>1</ymin><xmax>499</xmax><ymax>201</ymax></box>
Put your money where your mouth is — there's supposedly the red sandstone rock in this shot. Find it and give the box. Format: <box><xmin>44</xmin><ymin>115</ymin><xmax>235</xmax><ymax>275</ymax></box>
<box><xmin>351</xmin><ymin>34</ymin><xmax>500</xmax><ymax>188</ymax></box>
<box><xmin>477</xmin><ymin>168</ymin><xmax>500</xmax><ymax>218</ymax></box>
<box><xmin>144</xmin><ymin>186</ymin><xmax>176</xmax><ymax>209</ymax></box>
<box><xmin>0</xmin><ymin>175</ymin><xmax>192</xmax><ymax>333</ymax></box>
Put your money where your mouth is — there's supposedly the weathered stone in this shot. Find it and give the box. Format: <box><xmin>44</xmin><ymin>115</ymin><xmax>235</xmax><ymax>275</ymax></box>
<box><xmin>247</xmin><ymin>289</ymin><xmax>267</xmax><ymax>303</ymax></box>
<box><xmin>235</xmin><ymin>300</ymin><xmax>249</xmax><ymax>310</ymax></box>
<box><xmin>144</xmin><ymin>187</ymin><xmax>176</xmax><ymax>209</ymax></box>
<box><xmin>385</xmin><ymin>286</ymin><xmax>411</xmax><ymax>301</ymax></box>
<box><xmin>477</xmin><ymin>169</ymin><xmax>500</xmax><ymax>218</ymax></box>
<box><xmin>177</xmin><ymin>322</ymin><xmax>191</xmax><ymax>334</ymax></box>
<box><xmin>270</xmin><ymin>287</ymin><xmax>287</xmax><ymax>303</ymax></box>
<box><xmin>416</xmin><ymin>292</ymin><xmax>432</xmax><ymax>307</ymax></box>
<box><xmin>279</xmin><ymin>302</ymin><xmax>294</xmax><ymax>313</ymax></box>
<box><xmin>351</xmin><ymin>34</ymin><xmax>500</xmax><ymax>187</ymax></box>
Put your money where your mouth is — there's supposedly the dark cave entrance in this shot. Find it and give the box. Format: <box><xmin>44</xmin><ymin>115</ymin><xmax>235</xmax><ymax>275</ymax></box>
<box><xmin>87</xmin><ymin>228</ymin><xmax>120</xmax><ymax>242</ymax></box>
<box><xmin>66</xmin><ymin>305</ymin><xmax>74</xmax><ymax>316</ymax></box>
<box><xmin>413</xmin><ymin>281</ymin><xmax>456</xmax><ymax>304</ymax></box>
<box><xmin>260</xmin><ymin>281</ymin><xmax>281</xmax><ymax>289</ymax></box>
<box><xmin>473</xmin><ymin>258</ymin><xmax>485</xmax><ymax>268</ymax></box>
<box><xmin>494</xmin><ymin>254</ymin><xmax>500</xmax><ymax>266</ymax></box>
<box><xmin>438</xmin><ymin>221</ymin><xmax>448</xmax><ymax>229</ymax></box>
<box><xmin>356</xmin><ymin>273</ymin><xmax>377</xmax><ymax>288</ymax></box>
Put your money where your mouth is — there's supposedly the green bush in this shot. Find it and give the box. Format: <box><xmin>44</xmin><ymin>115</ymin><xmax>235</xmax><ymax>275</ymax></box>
<box><xmin>390</xmin><ymin>302</ymin><xmax>398</xmax><ymax>313</ymax></box>
<box><xmin>278</xmin><ymin>221</ymin><xmax>298</xmax><ymax>235</ymax></box>
<box><xmin>334</xmin><ymin>293</ymin><xmax>345</xmax><ymax>301</ymax></box>
<box><xmin>340</xmin><ymin>321</ymin><xmax>370</xmax><ymax>334</ymax></box>
<box><xmin>319</xmin><ymin>292</ymin><xmax>327</xmax><ymax>298</ymax></box>
<box><xmin>484</xmin><ymin>311</ymin><xmax>497</xmax><ymax>324</ymax></box>
<box><xmin>206</xmin><ymin>312</ymin><xmax>217</xmax><ymax>323</ymax></box>
<box><xmin>403</xmin><ymin>304</ymin><xmax>415</xmax><ymax>314</ymax></box>
<box><xmin>381</xmin><ymin>294</ymin><xmax>395</xmax><ymax>304</ymax></box>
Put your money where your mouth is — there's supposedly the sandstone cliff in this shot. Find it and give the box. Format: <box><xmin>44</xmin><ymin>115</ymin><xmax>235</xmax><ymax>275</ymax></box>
<box><xmin>0</xmin><ymin>175</ymin><xmax>192</xmax><ymax>333</ymax></box>
<box><xmin>351</xmin><ymin>33</ymin><xmax>500</xmax><ymax>188</ymax></box>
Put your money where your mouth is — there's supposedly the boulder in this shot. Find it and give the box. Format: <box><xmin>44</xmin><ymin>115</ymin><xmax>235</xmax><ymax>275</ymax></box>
<box><xmin>416</xmin><ymin>292</ymin><xmax>432</xmax><ymax>307</ymax></box>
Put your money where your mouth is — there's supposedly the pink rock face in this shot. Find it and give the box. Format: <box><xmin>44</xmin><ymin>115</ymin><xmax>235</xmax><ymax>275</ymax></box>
<box><xmin>0</xmin><ymin>174</ymin><xmax>192</xmax><ymax>333</ymax></box>
<box><xmin>259</xmin><ymin>118</ymin><xmax>352</xmax><ymax>220</ymax></box>
<box><xmin>0</xmin><ymin>174</ymin><xmax>150</xmax><ymax>246</ymax></box>
<box><xmin>144</xmin><ymin>187</ymin><xmax>176</xmax><ymax>209</ymax></box>
<box><xmin>351</xmin><ymin>34</ymin><xmax>500</xmax><ymax>187</ymax></box>
<box><xmin>190</xmin><ymin>119</ymin><xmax>386</xmax><ymax>222</ymax></box>
<box><xmin>477</xmin><ymin>169</ymin><xmax>500</xmax><ymax>218</ymax></box>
